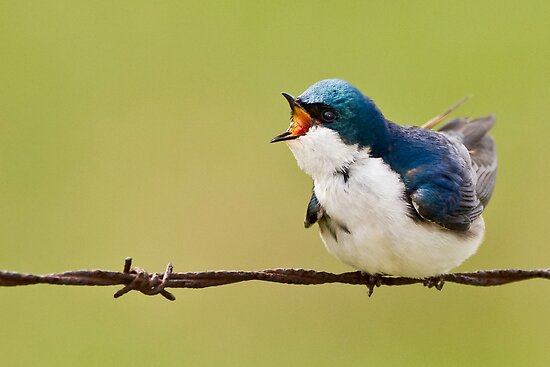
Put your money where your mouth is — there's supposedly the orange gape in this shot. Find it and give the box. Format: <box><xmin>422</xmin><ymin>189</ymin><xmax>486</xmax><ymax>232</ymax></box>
<box><xmin>289</xmin><ymin>102</ymin><xmax>313</xmax><ymax>137</ymax></box>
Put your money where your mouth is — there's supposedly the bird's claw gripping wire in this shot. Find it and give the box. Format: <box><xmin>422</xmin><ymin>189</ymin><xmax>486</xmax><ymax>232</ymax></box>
<box><xmin>423</xmin><ymin>276</ymin><xmax>445</xmax><ymax>291</ymax></box>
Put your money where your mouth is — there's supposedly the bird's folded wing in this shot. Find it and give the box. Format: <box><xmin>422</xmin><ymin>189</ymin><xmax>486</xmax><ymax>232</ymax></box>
<box><xmin>409</xmin><ymin>168</ymin><xmax>483</xmax><ymax>231</ymax></box>
<box><xmin>304</xmin><ymin>190</ymin><xmax>324</xmax><ymax>228</ymax></box>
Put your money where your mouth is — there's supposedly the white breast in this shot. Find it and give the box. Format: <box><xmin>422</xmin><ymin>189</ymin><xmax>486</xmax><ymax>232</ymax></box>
<box><xmin>287</xmin><ymin>126</ymin><xmax>484</xmax><ymax>278</ymax></box>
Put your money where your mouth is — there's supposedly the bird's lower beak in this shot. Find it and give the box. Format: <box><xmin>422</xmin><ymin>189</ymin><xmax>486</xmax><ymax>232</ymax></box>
<box><xmin>270</xmin><ymin>92</ymin><xmax>313</xmax><ymax>143</ymax></box>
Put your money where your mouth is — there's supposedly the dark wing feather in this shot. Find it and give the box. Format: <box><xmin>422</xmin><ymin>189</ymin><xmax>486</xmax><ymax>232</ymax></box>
<box><xmin>439</xmin><ymin>115</ymin><xmax>497</xmax><ymax>207</ymax></box>
<box><xmin>304</xmin><ymin>189</ymin><xmax>324</xmax><ymax>228</ymax></box>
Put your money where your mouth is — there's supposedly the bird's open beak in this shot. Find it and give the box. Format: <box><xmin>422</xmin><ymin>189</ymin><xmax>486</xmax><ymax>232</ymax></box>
<box><xmin>270</xmin><ymin>93</ymin><xmax>313</xmax><ymax>143</ymax></box>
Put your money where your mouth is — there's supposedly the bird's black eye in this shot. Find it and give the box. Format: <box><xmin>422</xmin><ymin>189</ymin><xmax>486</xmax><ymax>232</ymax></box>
<box><xmin>321</xmin><ymin>110</ymin><xmax>337</xmax><ymax>122</ymax></box>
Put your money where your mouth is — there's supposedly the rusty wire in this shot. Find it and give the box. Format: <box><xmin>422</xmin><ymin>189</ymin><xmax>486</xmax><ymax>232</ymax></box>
<box><xmin>1</xmin><ymin>257</ymin><xmax>549</xmax><ymax>301</ymax></box>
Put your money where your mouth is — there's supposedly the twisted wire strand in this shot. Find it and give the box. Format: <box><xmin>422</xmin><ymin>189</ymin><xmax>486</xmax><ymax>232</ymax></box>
<box><xmin>1</xmin><ymin>258</ymin><xmax>549</xmax><ymax>301</ymax></box>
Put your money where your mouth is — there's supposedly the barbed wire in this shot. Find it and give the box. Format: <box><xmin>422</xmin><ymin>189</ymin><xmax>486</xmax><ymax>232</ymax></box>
<box><xmin>1</xmin><ymin>257</ymin><xmax>549</xmax><ymax>300</ymax></box>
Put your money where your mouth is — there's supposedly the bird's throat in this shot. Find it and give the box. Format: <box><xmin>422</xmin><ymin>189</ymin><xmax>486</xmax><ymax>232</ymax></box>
<box><xmin>287</xmin><ymin>126</ymin><xmax>360</xmax><ymax>180</ymax></box>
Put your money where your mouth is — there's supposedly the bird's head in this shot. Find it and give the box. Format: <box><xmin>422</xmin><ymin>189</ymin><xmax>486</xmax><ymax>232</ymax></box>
<box><xmin>271</xmin><ymin>79</ymin><xmax>389</xmax><ymax>176</ymax></box>
<box><xmin>271</xmin><ymin>79</ymin><xmax>387</xmax><ymax>148</ymax></box>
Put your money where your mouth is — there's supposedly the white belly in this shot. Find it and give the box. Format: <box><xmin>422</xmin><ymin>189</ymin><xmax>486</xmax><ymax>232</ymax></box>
<box><xmin>313</xmin><ymin>154</ymin><xmax>484</xmax><ymax>278</ymax></box>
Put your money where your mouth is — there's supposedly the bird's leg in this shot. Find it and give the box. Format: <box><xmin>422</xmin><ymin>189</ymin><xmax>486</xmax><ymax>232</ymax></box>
<box><xmin>423</xmin><ymin>275</ymin><xmax>445</xmax><ymax>291</ymax></box>
<box><xmin>361</xmin><ymin>272</ymin><xmax>383</xmax><ymax>297</ymax></box>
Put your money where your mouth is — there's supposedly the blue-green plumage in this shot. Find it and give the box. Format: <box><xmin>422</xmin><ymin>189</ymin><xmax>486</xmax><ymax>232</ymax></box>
<box><xmin>299</xmin><ymin>79</ymin><xmax>390</xmax><ymax>150</ymax></box>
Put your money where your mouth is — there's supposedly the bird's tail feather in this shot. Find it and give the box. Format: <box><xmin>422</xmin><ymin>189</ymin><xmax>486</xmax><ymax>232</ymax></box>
<box><xmin>439</xmin><ymin>115</ymin><xmax>495</xmax><ymax>149</ymax></box>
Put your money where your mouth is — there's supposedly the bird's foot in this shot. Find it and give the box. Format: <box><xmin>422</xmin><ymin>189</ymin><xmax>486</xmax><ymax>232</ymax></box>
<box><xmin>423</xmin><ymin>275</ymin><xmax>445</xmax><ymax>291</ymax></box>
<box><xmin>361</xmin><ymin>272</ymin><xmax>383</xmax><ymax>297</ymax></box>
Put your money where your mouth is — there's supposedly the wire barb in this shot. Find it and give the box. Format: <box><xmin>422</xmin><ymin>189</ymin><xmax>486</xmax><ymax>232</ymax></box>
<box><xmin>113</xmin><ymin>259</ymin><xmax>176</xmax><ymax>300</ymax></box>
<box><xmin>1</xmin><ymin>258</ymin><xmax>549</xmax><ymax>301</ymax></box>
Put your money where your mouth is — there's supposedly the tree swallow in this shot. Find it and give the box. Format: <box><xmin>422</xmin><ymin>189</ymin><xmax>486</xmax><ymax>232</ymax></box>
<box><xmin>271</xmin><ymin>79</ymin><xmax>497</xmax><ymax>279</ymax></box>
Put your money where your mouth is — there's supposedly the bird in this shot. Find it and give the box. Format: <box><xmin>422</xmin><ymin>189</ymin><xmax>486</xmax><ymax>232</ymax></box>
<box><xmin>271</xmin><ymin>79</ymin><xmax>497</xmax><ymax>282</ymax></box>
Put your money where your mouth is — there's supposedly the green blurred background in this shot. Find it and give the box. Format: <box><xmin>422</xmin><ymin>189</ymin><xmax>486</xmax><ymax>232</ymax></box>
<box><xmin>1</xmin><ymin>1</ymin><xmax>549</xmax><ymax>366</ymax></box>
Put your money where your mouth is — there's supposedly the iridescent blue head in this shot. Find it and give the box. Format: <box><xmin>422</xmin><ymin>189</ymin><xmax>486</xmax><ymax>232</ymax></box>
<box><xmin>271</xmin><ymin>79</ymin><xmax>389</xmax><ymax>149</ymax></box>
